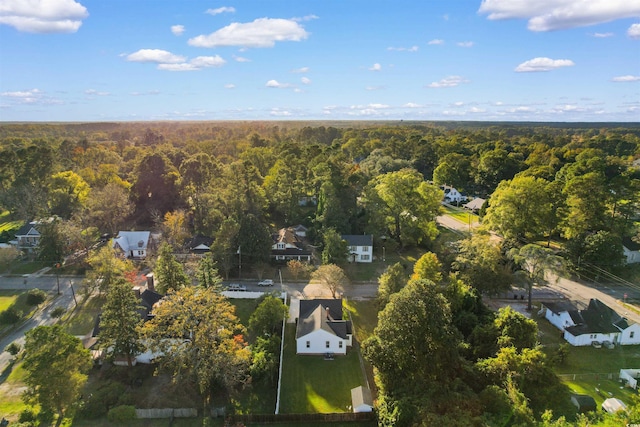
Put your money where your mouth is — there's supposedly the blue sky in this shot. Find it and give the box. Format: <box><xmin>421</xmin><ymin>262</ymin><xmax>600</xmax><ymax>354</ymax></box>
<box><xmin>0</xmin><ymin>0</ymin><xmax>639</xmax><ymax>122</ymax></box>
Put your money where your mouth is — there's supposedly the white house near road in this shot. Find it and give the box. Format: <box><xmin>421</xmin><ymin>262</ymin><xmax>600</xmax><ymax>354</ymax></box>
<box><xmin>542</xmin><ymin>299</ymin><xmax>640</xmax><ymax>346</ymax></box>
<box><xmin>112</xmin><ymin>231</ymin><xmax>151</xmax><ymax>259</ymax></box>
<box><xmin>296</xmin><ymin>298</ymin><xmax>352</xmax><ymax>355</ymax></box>
<box><xmin>342</xmin><ymin>235</ymin><xmax>373</xmax><ymax>263</ymax></box>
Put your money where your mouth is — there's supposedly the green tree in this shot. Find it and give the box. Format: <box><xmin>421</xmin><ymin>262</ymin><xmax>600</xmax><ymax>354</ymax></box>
<box><xmin>509</xmin><ymin>244</ymin><xmax>565</xmax><ymax>310</ymax></box>
<box><xmin>494</xmin><ymin>306</ymin><xmax>538</xmax><ymax>351</ymax></box>
<box><xmin>211</xmin><ymin>217</ymin><xmax>240</xmax><ymax>279</ymax></box>
<box><xmin>155</xmin><ymin>242</ymin><xmax>189</xmax><ymax>293</ymax></box>
<box><xmin>161</xmin><ymin>210</ymin><xmax>190</xmax><ymax>250</ymax></box>
<box><xmin>83</xmin><ymin>182</ymin><xmax>132</xmax><ymax>235</ymax></box>
<box><xmin>432</xmin><ymin>153</ymin><xmax>471</xmax><ymax>192</ymax></box>
<box><xmin>140</xmin><ymin>286</ymin><xmax>251</xmax><ymax>406</ymax></box>
<box><xmin>22</xmin><ymin>325</ymin><xmax>92</xmax><ymax>423</ymax></box>
<box><xmin>321</xmin><ymin>228</ymin><xmax>348</xmax><ymax>265</ymax></box>
<box><xmin>99</xmin><ymin>277</ymin><xmax>143</xmax><ymax>367</ymax></box>
<box><xmin>377</xmin><ymin>262</ymin><xmax>407</xmax><ymax>308</ymax></box>
<box><xmin>48</xmin><ymin>170</ymin><xmax>90</xmax><ymax>219</ymax></box>
<box><xmin>131</xmin><ymin>152</ymin><xmax>181</xmax><ymax>224</ymax></box>
<box><xmin>363</xmin><ymin>279</ymin><xmax>461</xmax><ymax>423</ymax></box>
<box><xmin>86</xmin><ymin>245</ymin><xmax>132</xmax><ymax>295</ymax></box>
<box><xmin>311</xmin><ymin>264</ymin><xmax>349</xmax><ymax>298</ymax></box>
<box><xmin>236</xmin><ymin>214</ymin><xmax>272</xmax><ymax>268</ymax></box>
<box><xmin>411</xmin><ymin>252</ymin><xmax>442</xmax><ymax>283</ymax></box>
<box><xmin>37</xmin><ymin>219</ymin><xmax>65</xmax><ymax>265</ymax></box>
<box><xmin>483</xmin><ymin>176</ymin><xmax>556</xmax><ymax>242</ymax></box>
<box><xmin>452</xmin><ymin>233</ymin><xmax>513</xmax><ymax>296</ymax></box>
<box><xmin>250</xmin><ymin>336</ymin><xmax>280</xmax><ymax>385</ymax></box>
<box><xmin>363</xmin><ymin>168</ymin><xmax>441</xmax><ymax>249</ymax></box>
<box><xmin>196</xmin><ymin>253</ymin><xmax>223</xmax><ymax>289</ymax></box>
<box><xmin>248</xmin><ymin>295</ymin><xmax>288</xmax><ymax>337</ymax></box>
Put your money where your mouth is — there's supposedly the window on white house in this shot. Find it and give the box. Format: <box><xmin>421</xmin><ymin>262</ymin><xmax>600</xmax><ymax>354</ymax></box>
<box><xmin>363</xmin><ymin>246</ymin><xmax>369</xmax><ymax>252</ymax></box>
<box><xmin>138</xmin><ymin>251</ymin><xmax>144</xmax><ymax>256</ymax></box>
<box><xmin>361</xmin><ymin>255</ymin><xmax>370</xmax><ymax>260</ymax></box>
<box><xmin>349</xmin><ymin>246</ymin><xmax>357</xmax><ymax>252</ymax></box>
<box><xmin>306</xmin><ymin>341</ymin><xmax>310</xmax><ymax>348</ymax></box>
<box><xmin>339</xmin><ymin>341</ymin><xmax>343</xmax><ymax>349</ymax></box>
<box><xmin>326</xmin><ymin>341</ymin><xmax>330</xmax><ymax>348</ymax></box>
<box><xmin>631</xmin><ymin>332</ymin><xmax>635</xmax><ymax>339</ymax></box>
<box><xmin>277</xmin><ymin>243</ymin><xmax>285</xmax><ymax>249</ymax></box>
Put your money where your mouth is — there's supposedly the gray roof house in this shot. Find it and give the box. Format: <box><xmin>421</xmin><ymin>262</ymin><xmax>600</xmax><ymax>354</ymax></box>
<box><xmin>342</xmin><ymin>234</ymin><xmax>373</xmax><ymax>263</ymax></box>
<box><xmin>296</xmin><ymin>298</ymin><xmax>352</xmax><ymax>355</ymax></box>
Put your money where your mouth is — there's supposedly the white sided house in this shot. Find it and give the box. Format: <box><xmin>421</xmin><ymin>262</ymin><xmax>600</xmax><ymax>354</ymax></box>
<box><xmin>112</xmin><ymin>231</ymin><xmax>151</xmax><ymax>259</ymax></box>
<box><xmin>440</xmin><ymin>185</ymin><xmax>466</xmax><ymax>204</ymax></box>
<box><xmin>623</xmin><ymin>237</ymin><xmax>640</xmax><ymax>264</ymax></box>
<box><xmin>542</xmin><ymin>299</ymin><xmax>640</xmax><ymax>346</ymax></box>
<box><xmin>13</xmin><ymin>221</ymin><xmax>43</xmax><ymax>255</ymax></box>
<box><xmin>342</xmin><ymin>234</ymin><xmax>373</xmax><ymax>263</ymax></box>
<box><xmin>296</xmin><ymin>298</ymin><xmax>352</xmax><ymax>355</ymax></box>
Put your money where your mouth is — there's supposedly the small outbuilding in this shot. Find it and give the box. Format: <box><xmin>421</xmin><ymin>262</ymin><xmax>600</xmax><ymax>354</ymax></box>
<box><xmin>602</xmin><ymin>397</ymin><xmax>627</xmax><ymax>414</ymax></box>
<box><xmin>570</xmin><ymin>394</ymin><xmax>597</xmax><ymax>413</ymax></box>
<box><xmin>351</xmin><ymin>386</ymin><xmax>373</xmax><ymax>413</ymax></box>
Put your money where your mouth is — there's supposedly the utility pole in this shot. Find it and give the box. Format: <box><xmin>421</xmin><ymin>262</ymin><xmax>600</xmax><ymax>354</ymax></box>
<box><xmin>55</xmin><ymin>262</ymin><xmax>61</xmax><ymax>295</ymax></box>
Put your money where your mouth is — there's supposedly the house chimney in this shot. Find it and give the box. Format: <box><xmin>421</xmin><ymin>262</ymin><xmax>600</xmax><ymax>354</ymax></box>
<box><xmin>132</xmin><ymin>286</ymin><xmax>141</xmax><ymax>299</ymax></box>
<box><xmin>325</xmin><ymin>306</ymin><xmax>331</xmax><ymax>320</ymax></box>
<box><xmin>146</xmin><ymin>273</ymin><xmax>155</xmax><ymax>291</ymax></box>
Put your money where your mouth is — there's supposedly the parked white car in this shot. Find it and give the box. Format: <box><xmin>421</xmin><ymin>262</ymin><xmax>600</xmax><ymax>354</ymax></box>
<box><xmin>227</xmin><ymin>284</ymin><xmax>246</xmax><ymax>291</ymax></box>
<box><xmin>258</xmin><ymin>279</ymin><xmax>274</xmax><ymax>287</ymax></box>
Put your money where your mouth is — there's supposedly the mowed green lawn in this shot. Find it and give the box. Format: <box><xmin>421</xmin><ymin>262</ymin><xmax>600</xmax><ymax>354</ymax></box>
<box><xmin>279</xmin><ymin>325</ymin><xmax>366</xmax><ymax>414</ymax></box>
<box><xmin>0</xmin><ymin>291</ymin><xmax>20</xmax><ymax>312</ymax></box>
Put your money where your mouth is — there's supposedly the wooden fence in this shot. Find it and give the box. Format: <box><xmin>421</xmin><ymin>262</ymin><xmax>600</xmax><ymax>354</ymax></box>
<box><xmin>228</xmin><ymin>412</ymin><xmax>375</xmax><ymax>424</ymax></box>
<box><xmin>135</xmin><ymin>408</ymin><xmax>197</xmax><ymax>419</ymax></box>
<box><xmin>556</xmin><ymin>372</ymin><xmax>618</xmax><ymax>381</ymax></box>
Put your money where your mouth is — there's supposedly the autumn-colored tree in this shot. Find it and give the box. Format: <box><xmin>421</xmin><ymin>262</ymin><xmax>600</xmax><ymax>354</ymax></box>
<box><xmin>311</xmin><ymin>264</ymin><xmax>348</xmax><ymax>299</ymax></box>
<box><xmin>140</xmin><ymin>286</ymin><xmax>250</xmax><ymax>406</ymax></box>
<box><xmin>411</xmin><ymin>252</ymin><xmax>443</xmax><ymax>283</ymax></box>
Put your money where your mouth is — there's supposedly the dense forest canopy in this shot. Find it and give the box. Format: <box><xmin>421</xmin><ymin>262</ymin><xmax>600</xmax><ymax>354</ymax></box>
<box><xmin>1</xmin><ymin>121</ymin><xmax>638</xmax><ymax>273</ymax></box>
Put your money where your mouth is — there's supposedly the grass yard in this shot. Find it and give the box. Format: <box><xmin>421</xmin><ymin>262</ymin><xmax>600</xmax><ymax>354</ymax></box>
<box><xmin>553</xmin><ymin>344</ymin><xmax>640</xmax><ymax>375</ymax></box>
<box><xmin>344</xmin><ymin>299</ymin><xmax>378</xmax><ymax>342</ymax></box>
<box><xmin>0</xmin><ymin>290</ymin><xmax>20</xmax><ymax>313</ymax></box>
<box><xmin>9</xmin><ymin>261</ymin><xmax>49</xmax><ymax>275</ymax></box>
<box><xmin>63</xmin><ymin>295</ymin><xmax>104</xmax><ymax>335</ymax></box>
<box><xmin>0</xmin><ymin>211</ymin><xmax>23</xmax><ymax>238</ymax></box>
<box><xmin>562</xmin><ymin>377</ymin><xmax>636</xmax><ymax>410</ymax></box>
<box><xmin>279</xmin><ymin>325</ymin><xmax>366</xmax><ymax>414</ymax></box>
<box><xmin>230</xmin><ymin>298</ymin><xmax>261</xmax><ymax>329</ymax></box>
<box><xmin>441</xmin><ymin>204</ymin><xmax>478</xmax><ymax>226</ymax></box>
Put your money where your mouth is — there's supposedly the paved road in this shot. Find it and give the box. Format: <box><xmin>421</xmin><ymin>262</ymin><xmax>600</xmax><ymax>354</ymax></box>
<box><xmin>0</xmin><ymin>279</ymin><xmax>81</xmax><ymax>380</ymax></box>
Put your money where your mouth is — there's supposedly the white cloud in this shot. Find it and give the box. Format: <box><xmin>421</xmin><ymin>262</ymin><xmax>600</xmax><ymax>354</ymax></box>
<box><xmin>427</xmin><ymin>76</ymin><xmax>470</xmax><ymax>88</ymax></box>
<box><xmin>628</xmin><ymin>23</ymin><xmax>640</xmax><ymax>38</ymax></box>
<box><xmin>451</xmin><ymin>101</ymin><xmax>465</xmax><ymax>107</ymax></box>
<box><xmin>233</xmin><ymin>55</ymin><xmax>251</xmax><ymax>62</ymax></box>
<box><xmin>205</xmin><ymin>6</ymin><xmax>235</xmax><ymax>16</ymax></box>
<box><xmin>478</xmin><ymin>0</ymin><xmax>640</xmax><ymax>32</ymax></box>
<box><xmin>130</xmin><ymin>90</ymin><xmax>160</xmax><ymax>96</ymax></box>
<box><xmin>301</xmin><ymin>77</ymin><xmax>311</xmax><ymax>85</ymax></box>
<box><xmin>515</xmin><ymin>57</ymin><xmax>575</xmax><ymax>72</ymax></box>
<box><xmin>457</xmin><ymin>41</ymin><xmax>475</xmax><ymax>47</ymax></box>
<box><xmin>403</xmin><ymin>102</ymin><xmax>422</xmax><ymax>108</ymax></box>
<box><xmin>592</xmin><ymin>32</ymin><xmax>613</xmax><ymax>37</ymax></box>
<box><xmin>292</xmin><ymin>67</ymin><xmax>309</xmax><ymax>73</ymax></box>
<box><xmin>0</xmin><ymin>0</ymin><xmax>88</xmax><ymax>33</ymax></box>
<box><xmin>84</xmin><ymin>89</ymin><xmax>109</xmax><ymax>96</ymax></box>
<box><xmin>270</xmin><ymin>108</ymin><xmax>292</xmax><ymax>116</ymax></box>
<box><xmin>366</xmin><ymin>85</ymin><xmax>385</xmax><ymax>91</ymax></box>
<box><xmin>612</xmin><ymin>75</ymin><xmax>640</xmax><ymax>82</ymax></box>
<box><xmin>387</xmin><ymin>46</ymin><xmax>419</xmax><ymax>52</ymax></box>
<box><xmin>292</xmin><ymin>14</ymin><xmax>319</xmax><ymax>22</ymax></box>
<box><xmin>188</xmin><ymin>18</ymin><xmax>308</xmax><ymax>48</ymax></box>
<box><xmin>369</xmin><ymin>63</ymin><xmax>382</xmax><ymax>71</ymax></box>
<box><xmin>468</xmin><ymin>106</ymin><xmax>487</xmax><ymax>113</ymax></box>
<box><xmin>126</xmin><ymin>49</ymin><xmax>186</xmax><ymax>64</ymax></box>
<box><xmin>224</xmin><ymin>83</ymin><xmax>235</xmax><ymax>89</ymax></box>
<box><xmin>266</xmin><ymin>80</ymin><xmax>293</xmax><ymax>88</ymax></box>
<box><xmin>428</xmin><ymin>39</ymin><xmax>444</xmax><ymax>45</ymax></box>
<box><xmin>171</xmin><ymin>25</ymin><xmax>185</xmax><ymax>36</ymax></box>
<box><xmin>157</xmin><ymin>55</ymin><xmax>226</xmax><ymax>71</ymax></box>
<box><xmin>1</xmin><ymin>88</ymin><xmax>61</xmax><ymax>105</ymax></box>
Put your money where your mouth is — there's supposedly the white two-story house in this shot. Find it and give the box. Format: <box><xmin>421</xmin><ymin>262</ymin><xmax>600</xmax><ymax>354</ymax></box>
<box><xmin>342</xmin><ymin>234</ymin><xmax>373</xmax><ymax>263</ymax></box>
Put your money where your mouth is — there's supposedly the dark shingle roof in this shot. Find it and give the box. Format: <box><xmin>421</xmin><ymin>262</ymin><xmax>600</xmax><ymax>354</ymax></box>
<box><xmin>543</xmin><ymin>301</ymin><xmax>578</xmax><ymax>314</ymax></box>
<box><xmin>623</xmin><ymin>237</ymin><xmax>640</xmax><ymax>252</ymax></box>
<box><xmin>565</xmin><ymin>299</ymin><xmax>628</xmax><ymax>336</ymax></box>
<box><xmin>297</xmin><ymin>299</ymin><xmax>349</xmax><ymax>339</ymax></box>
<box><xmin>341</xmin><ymin>234</ymin><xmax>373</xmax><ymax>247</ymax></box>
